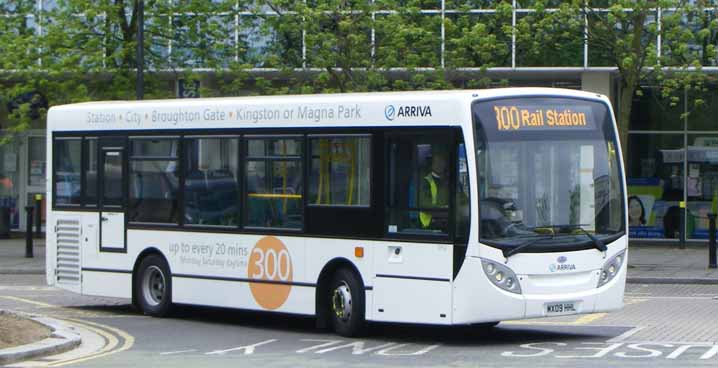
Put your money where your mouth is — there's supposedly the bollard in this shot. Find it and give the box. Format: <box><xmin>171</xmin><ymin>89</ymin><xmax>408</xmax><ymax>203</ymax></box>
<box><xmin>34</xmin><ymin>194</ymin><xmax>42</xmax><ymax>238</ymax></box>
<box><xmin>709</xmin><ymin>213</ymin><xmax>717</xmax><ymax>269</ymax></box>
<box><xmin>679</xmin><ymin>203</ymin><xmax>686</xmax><ymax>249</ymax></box>
<box><xmin>25</xmin><ymin>206</ymin><xmax>34</xmax><ymax>258</ymax></box>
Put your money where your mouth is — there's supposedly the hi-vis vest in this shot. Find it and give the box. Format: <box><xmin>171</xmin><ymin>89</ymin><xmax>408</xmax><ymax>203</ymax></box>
<box><xmin>419</xmin><ymin>174</ymin><xmax>438</xmax><ymax>228</ymax></box>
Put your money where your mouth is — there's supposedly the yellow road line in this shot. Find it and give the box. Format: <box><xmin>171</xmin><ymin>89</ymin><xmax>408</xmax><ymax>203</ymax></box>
<box><xmin>0</xmin><ymin>295</ymin><xmax>57</xmax><ymax>308</ymax></box>
<box><xmin>48</xmin><ymin>318</ymin><xmax>134</xmax><ymax>367</ymax></box>
<box><xmin>0</xmin><ymin>295</ymin><xmax>136</xmax><ymax>318</ymax></box>
<box><xmin>0</xmin><ymin>295</ymin><xmax>135</xmax><ymax>367</ymax></box>
<box><xmin>624</xmin><ymin>298</ymin><xmax>647</xmax><ymax>305</ymax></box>
<box><xmin>504</xmin><ymin>312</ymin><xmax>607</xmax><ymax>326</ymax></box>
<box><xmin>574</xmin><ymin>312</ymin><xmax>607</xmax><ymax>324</ymax></box>
<box><xmin>46</xmin><ymin>320</ymin><xmax>118</xmax><ymax>367</ymax></box>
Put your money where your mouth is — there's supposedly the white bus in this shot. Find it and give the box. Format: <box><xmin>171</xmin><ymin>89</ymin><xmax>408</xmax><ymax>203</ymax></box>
<box><xmin>46</xmin><ymin>88</ymin><xmax>627</xmax><ymax>336</ymax></box>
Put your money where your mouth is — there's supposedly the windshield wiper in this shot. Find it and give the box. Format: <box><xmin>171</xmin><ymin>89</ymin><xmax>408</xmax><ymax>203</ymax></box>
<box><xmin>542</xmin><ymin>224</ymin><xmax>607</xmax><ymax>252</ymax></box>
<box><xmin>502</xmin><ymin>235</ymin><xmax>554</xmax><ymax>258</ymax></box>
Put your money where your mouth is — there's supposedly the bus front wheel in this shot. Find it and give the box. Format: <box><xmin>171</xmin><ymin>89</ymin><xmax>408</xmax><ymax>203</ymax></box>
<box><xmin>136</xmin><ymin>254</ymin><xmax>173</xmax><ymax>317</ymax></box>
<box><xmin>329</xmin><ymin>268</ymin><xmax>366</xmax><ymax>337</ymax></box>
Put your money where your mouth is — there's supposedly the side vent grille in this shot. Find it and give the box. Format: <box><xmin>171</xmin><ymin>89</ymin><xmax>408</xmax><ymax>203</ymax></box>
<box><xmin>56</xmin><ymin>218</ymin><xmax>81</xmax><ymax>284</ymax></box>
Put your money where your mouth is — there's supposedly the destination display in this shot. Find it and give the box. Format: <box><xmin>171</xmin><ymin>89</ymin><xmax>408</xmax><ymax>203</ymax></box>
<box><xmin>481</xmin><ymin>102</ymin><xmax>597</xmax><ymax>132</ymax></box>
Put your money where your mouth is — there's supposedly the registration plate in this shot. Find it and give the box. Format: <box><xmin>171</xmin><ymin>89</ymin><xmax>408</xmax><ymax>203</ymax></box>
<box><xmin>545</xmin><ymin>302</ymin><xmax>577</xmax><ymax>315</ymax></box>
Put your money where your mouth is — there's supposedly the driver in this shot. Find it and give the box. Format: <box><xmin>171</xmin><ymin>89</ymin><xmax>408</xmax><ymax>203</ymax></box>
<box><xmin>419</xmin><ymin>147</ymin><xmax>449</xmax><ymax>230</ymax></box>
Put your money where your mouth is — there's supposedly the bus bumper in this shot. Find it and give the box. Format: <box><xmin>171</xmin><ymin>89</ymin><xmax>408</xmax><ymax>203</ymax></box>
<box><xmin>452</xmin><ymin>256</ymin><xmax>626</xmax><ymax>325</ymax></box>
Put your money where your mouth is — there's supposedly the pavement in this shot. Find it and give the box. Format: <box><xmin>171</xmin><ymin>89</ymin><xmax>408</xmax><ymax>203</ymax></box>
<box><xmin>1</xmin><ymin>235</ymin><xmax>718</xmax><ymax>282</ymax></box>
<box><xmin>0</xmin><ymin>236</ymin><xmax>45</xmax><ymax>275</ymax></box>
<box><xmin>627</xmin><ymin>243</ymin><xmax>718</xmax><ymax>284</ymax></box>
<box><xmin>0</xmin><ymin>310</ymin><xmax>81</xmax><ymax>366</ymax></box>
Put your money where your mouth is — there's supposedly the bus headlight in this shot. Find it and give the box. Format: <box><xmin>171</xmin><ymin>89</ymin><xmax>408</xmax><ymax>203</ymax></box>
<box><xmin>481</xmin><ymin>258</ymin><xmax>522</xmax><ymax>294</ymax></box>
<box><xmin>597</xmin><ymin>250</ymin><xmax>626</xmax><ymax>288</ymax></box>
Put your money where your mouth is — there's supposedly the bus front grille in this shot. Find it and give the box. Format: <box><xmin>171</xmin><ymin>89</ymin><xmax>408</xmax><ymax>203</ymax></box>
<box><xmin>56</xmin><ymin>219</ymin><xmax>81</xmax><ymax>284</ymax></box>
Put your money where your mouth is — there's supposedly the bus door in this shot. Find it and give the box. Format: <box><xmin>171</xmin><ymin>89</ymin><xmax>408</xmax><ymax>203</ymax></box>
<box><xmin>98</xmin><ymin>138</ymin><xmax>126</xmax><ymax>252</ymax></box>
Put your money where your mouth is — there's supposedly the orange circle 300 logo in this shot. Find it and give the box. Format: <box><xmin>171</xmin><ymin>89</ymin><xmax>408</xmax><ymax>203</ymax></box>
<box><xmin>248</xmin><ymin>236</ymin><xmax>293</xmax><ymax>310</ymax></box>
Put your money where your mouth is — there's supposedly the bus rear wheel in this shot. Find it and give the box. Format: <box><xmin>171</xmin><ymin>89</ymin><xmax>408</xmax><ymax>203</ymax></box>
<box><xmin>136</xmin><ymin>254</ymin><xmax>173</xmax><ymax>317</ymax></box>
<box><xmin>329</xmin><ymin>268</ymin><xmax>366</xmax><ymax>337</ymax></box>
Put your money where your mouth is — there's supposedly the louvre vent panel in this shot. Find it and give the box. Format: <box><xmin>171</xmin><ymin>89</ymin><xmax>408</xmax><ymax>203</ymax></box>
<box><xmin>56</xmin><ymin>218</ymin><xmax>81</xmax><ymax>285</ymax></box>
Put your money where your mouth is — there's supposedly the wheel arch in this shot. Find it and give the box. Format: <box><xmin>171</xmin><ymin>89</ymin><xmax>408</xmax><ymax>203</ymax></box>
<box><xmin>131</xmin><ymin>247</ymin><xmax>171</xmax><ymax>308</ymax></box>
<box><xmin>314</xmin><ymin>257</ymin><xmax>366</xmax><ymax>329</ymax></box>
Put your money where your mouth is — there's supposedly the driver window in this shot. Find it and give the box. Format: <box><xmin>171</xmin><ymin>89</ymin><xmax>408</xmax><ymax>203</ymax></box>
<box><xmin>387</xmin><ymin>133</ymin><xmax>451</xmax><ymax>236</ymax></box>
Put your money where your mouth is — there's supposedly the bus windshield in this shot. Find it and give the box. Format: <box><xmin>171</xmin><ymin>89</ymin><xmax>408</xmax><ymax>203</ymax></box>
<box><xmin>473</xmin><ymin>96</ymin><xmax>625</xmax><ymax>250</ymax></box>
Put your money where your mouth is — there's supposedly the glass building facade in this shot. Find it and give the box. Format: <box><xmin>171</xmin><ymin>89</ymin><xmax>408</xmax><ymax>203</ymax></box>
<box><xmin>628</xmin><ymin>87</ymin><xmax>718</xmax><ymax>241</ymax></box>
<box><xmin>5</xmin><ymin>1</ymin><xmax>713</xmax><ymax>70</ymax></box>
<box><xmin>3</xmin><ymin>1</ymin><xmax>718</xmax><ymax>242</ymax></box>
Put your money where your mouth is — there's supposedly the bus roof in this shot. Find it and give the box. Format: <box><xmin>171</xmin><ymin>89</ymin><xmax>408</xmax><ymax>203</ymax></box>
<box><xmin>48</xmin><ymin>88</ymin><xmax>609</xmax><ymax>132</ymax></box>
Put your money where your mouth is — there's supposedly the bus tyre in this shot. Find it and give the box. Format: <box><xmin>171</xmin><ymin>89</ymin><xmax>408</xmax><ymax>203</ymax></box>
<box><xmin>329</xmin><ymin>268</ymin><xmax>366</xmax><ymax>337</ymax></box>
<box><xmin>136</xmin><ymin>255</ymin><xmax>173</xmax><ymax>317</ymax></box>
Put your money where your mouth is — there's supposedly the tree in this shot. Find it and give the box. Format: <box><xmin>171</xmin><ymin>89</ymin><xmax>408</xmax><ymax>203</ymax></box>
<box><xmin>2</xmin><ymin>0</ymin><xmax>714</xmax><ymax>150</ymax></box>
<box><xmin>0</xmin><ymin>0</ymin><xmax>45</xmax><ymax>144</ymax></box>
<box><xmin>584</xmin><ymin>0</ymin><xmax>707</xmax><ymax>163</ymax></box>
<box><xmin>1</xmin><ymin>0</ymin><xmax>242</xmax><ymax>143</ymax></box>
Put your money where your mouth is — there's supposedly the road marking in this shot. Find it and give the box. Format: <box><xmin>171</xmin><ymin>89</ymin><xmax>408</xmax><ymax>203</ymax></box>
<box><xmin>0</xmin><ymin>286</ymin><xmax>58</xmax><ymax>291</ymax></box>
<box><xmin>296</xmin><ymin>339</ymin><xmax>343</xmax><ymax>353</ymax></box>
<box><xmin>504</xmin><ymin>312</ymin><xmax>607</xmax><ymax>326</ymax></box>
<box><xmin>554</xmin><ymin>342</ymin><xmax>624</xmax><ymax>358</ymax></box>
<box><xmin>0</xmin><ymin>294</ymin><xmax>136</xmax><ymax>367</ymax></box>
<box><xmin>314</xmin><ymin>341</ymin><xmax>396</xmax><ymax>354</ymax></box>
<box><xmin>0</xmin><ymin>295</ymin><xmax>136</xmax><ymax>319</ymax></box>
<box><xmin>626</xmin><ymin>296</ymin><xmax>718</xmax><ymax>300</ymax></box>
<box><xmin>45</xmin><ymin>320</ymin><xmax>118</xmax><ymax>367</ymax></box>
<box><xmin>47</xmin><ymin>318</ymin><xmax>135</xmax><ymax>367</ymax></box>
<box><xmin>165</xmin><ymin>339</ymin><xmax>441</xmax><ymax>357</ymax></box>
<box><xmin>501</xmin><ymin>341</ymin><xmax>718</xmax><ymax>360</ymax></box>
<box><xmin>607</xmin><ymin>326</ymin><xmax>644</xmax><ymax>343</ymax></box>
<box><xmin>667</xmin><ymin>344</ymin><xmax>718</xmax><ymax>359</ymax></box>
<box><xmin>6</xmin><ymin>316</ymin><xmax>135</xmax><ymax>367</ymax></box>
<box><xmin>0</xmin><ymin>295</ymin><xmax>56</xmax><ymax>308</ymax></box>
<box><xmin>375</xmin><ymin>344</ymin><xmax>440</xmax><ymax>356</ymax></box>
<box><xmin>624</xmin><ymin>298</ymin><xmax>647</xmax><ymax>305</ymax></box>
<box><xmin>160</xmin><ymin>349</ymin><xmax>197</xmax><ymax>355</ymax></box>
<box><xmin>205</xmin><ymin>339</ymin><xmax>278</xmax><ymax>355</ymax></box>
<box><xmin>574</xmin><ymin>313</ymin><xmax>607</xmax><ymax>324</ymax></box>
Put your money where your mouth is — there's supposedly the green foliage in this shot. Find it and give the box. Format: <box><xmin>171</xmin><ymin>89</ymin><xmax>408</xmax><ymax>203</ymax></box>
<box><xmin>515</xmin><ymin>2</ymin><xmax>583</xmax><ymax>67</ymax></box>
<box><xmin>445</xmin><ymin>3</ymin><xmax>512</xmax><ymax>68</ymax></box>
<box><xmin>1</xmin><ymin>0</ymin><xmax>716</xmax><ymax>148</ymax></box>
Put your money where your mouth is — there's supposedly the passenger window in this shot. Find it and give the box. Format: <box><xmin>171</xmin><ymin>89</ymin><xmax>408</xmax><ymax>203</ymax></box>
<box><xmin>245</xmin><ymin>137</ymin><xmax>303</xmax><ymax>229</ymax></box>
<box><xmin>128</xmin><ymin>138</ymin><xmax>179</xmax><ymax>223</ymax></box>
<box><xmin>309</xmin><ymin>136</ymin><xmax>371</xmax><ymax>206</ymax></box>
<box><xmin>387</xmin><ymin>134</ymin><xmax>451</xmax><ymax>235</ymax></box>
<box><xmin>54</xmin><ymin>138</ymin><xmax>82</xmax><ymax>205</ymax></box>
<box><xmin>132</xmin><ymin>139</ymin><xmax>178</xmax><ymax>157</ymax></box>
<box><xmin>184</xmin><ymin>137</ymin><xmax>240</xmax><ymax>226</ymax></box>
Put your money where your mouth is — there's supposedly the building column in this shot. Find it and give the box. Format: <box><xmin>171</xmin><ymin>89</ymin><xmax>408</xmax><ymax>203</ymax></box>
<box><xmin>581</xmin><ymin>71</ymin><xmax>614</xmax><ymax>103</ymax></box>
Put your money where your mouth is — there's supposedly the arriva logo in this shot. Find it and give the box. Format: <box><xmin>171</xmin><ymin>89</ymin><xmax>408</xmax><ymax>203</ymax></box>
<box><xmin>549</xmin><ymin>263</ymin><xmax>577</xmax><ymax>272</ymax></box>
<box><xmin>385</xmin><ymin>104</ymin><xmax>433</xmax><ymax>121</ymax></box>
<box><xmin>398</xmin><ymin>105</ymin><xmax>432</xmax><ymax>118</ymax></box>
<box><xmin>385</xmin><ymin>105</ymin><xmax>396</xmax><ymax>121</ymax></box>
